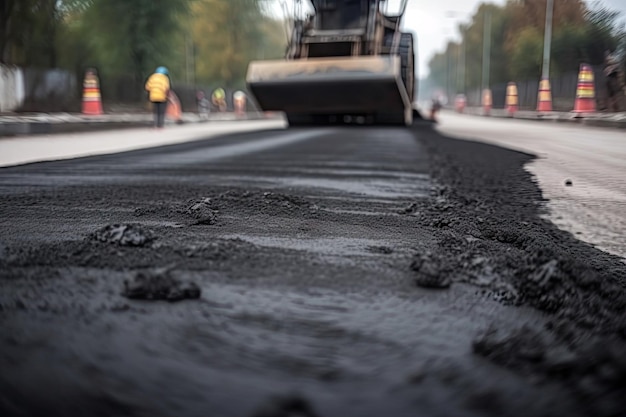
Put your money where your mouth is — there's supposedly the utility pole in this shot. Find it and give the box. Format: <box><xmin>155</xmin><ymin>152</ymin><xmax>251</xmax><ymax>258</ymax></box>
<box><xmin>458</xmin><ymin>27</ymin><xmax>466</xmax><ymax>94</ymax></box>
<box><xmin>444</xmin><ymin>11</ymin><xmax>467</xmax><ymax>95</ymax></box>
<box><xmin>542</xmin><ymin>0</ymin><xmax>554</xmax><ymax>80</ymax></box>
<box><xmin>446</xmin><ymin>42</ymin><xmax>450</xmax><ymax>100</ymax></box>
<box><xmin>481</xmin><ymin>9</ymin><xmax>491</xmax><ymax>91</ymax></box>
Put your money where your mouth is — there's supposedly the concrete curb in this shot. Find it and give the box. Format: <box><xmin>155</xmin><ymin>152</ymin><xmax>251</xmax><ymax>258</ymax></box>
<box><xmin>0</xmin><ymin>111</ymin><xmax>280</xmax><ymax>137</ymax></box>
<box><xmin>0</xmin><ymin>118</ymin><xmax>288</xmax><ymax>167</ymax></box>
<box><xmin>450</xmin><ymin>107</ymin><xmax>626</xmax><ymax>129</ymax></box>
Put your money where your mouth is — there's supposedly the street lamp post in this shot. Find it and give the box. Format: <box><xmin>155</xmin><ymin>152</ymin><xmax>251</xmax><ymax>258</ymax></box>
<box><xmin>446</xmin><ymin>42</ymin><xmax>452</xmax><ymax>101</ymax></box>
<box><xmin>458</xmin><ymin>27</ymin><xmax>466</xmax><ymax>95</ymax></box>
<box><xmin>542</xmin><ymin>0</ymin><xmax>554</xmax><ymax>80</ymax></box>
<box><xmin>444</xmin><ymin>11</ymin><xmax>468</xmax><ymax>96</ymax></box>
<box><xmin>537</xmin><ymin>0</ymin><xmax>554</xmax><ymax>112</ymax></box>
<box><xmin>481</xmin><ymin>9</ymin><xmax>493</xmax><ymax>115</ymax></box>
<box><xmin>481</xmin><ymin>9</ymin><xmax>491</xmax><ymax>91</ymax></box>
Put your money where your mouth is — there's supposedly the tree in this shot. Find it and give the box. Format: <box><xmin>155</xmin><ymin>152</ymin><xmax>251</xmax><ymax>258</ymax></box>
<box><xmin>190</xmin><ymin>0</ymin><xmax>284</xmax><ymax>89</ymax></box>
<box><xmin>582</xmin><ymin>6</ymin><xmax>623</xmax><ymax>65</ymax></box>
<box><xmin>1</xmin><ymin>0</ymin><xmax>63</xmax><ymax>66</ymax></box>
<box><xmin>509</xmin><ymin>26</ymin><xmax>543</xmax><ymax>80</ymax></box>
<box><xmin>80</xmin><ymin>0</ymin><xmax>190</xmax><ymax>87</ymax></box>
<box><xmin>427</xmin><ymin>0</ymin><xmax>625</xmax><ymax>91</ymax></box>
<box><xmin>1</xmin><ymin>0</ymin><xmax>295</xmax><ymax>103</ymax></box>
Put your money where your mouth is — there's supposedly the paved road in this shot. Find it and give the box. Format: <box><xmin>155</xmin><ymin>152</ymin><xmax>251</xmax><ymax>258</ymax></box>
<box><xmin>437</xmin><ymin>112</ymin><xmax>626</xmax><ymax>260</ymax></box>
<box><xmin>1</xmin><ymin>121</ymin><xmax>624</xmax><ymax>417</ymax></box>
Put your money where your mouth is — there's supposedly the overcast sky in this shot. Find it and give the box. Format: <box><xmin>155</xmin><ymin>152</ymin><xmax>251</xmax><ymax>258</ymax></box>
<box><xmin>270</xmin><ymin>1</ymin><xmax>626</xmax><ymax>77</ymax></box>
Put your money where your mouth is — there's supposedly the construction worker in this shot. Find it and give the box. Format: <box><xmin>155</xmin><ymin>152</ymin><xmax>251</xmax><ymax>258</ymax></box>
<box><xmin>604</xmin><ymin>51</ymin><xmax>625</xmax><ymax>112</ymax></box>
<box><xmin>211</xmin><ymin>88</ymin><xmax>227</xmax><ymax>112</ymax></box>
<box><xmin>196</xmin><ymin>90</ymin><xmax>210</xmax><ymax>119</ymax></box>
<box><xmin>145</xmin><ymin>66</ymin><xmax>171</xmax><ymax>128</ymax></box>
<box><xmin>430</xmin><ymin>94</ymin><xmax>442</xmax><ymax>122</ymax></box>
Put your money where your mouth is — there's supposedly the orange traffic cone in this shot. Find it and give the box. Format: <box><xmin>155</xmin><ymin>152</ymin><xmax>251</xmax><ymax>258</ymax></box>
<box><xmin>233</xmin><ymin>91</ymin><xmax>246</xmax><ymax>116</ymax></box>
<box><xmin>482</xmin><ymin>88</ymin><xmax>492</xmax><ymax>116</ymax></box>
<box><xmin>454</xmin><ymin>94</ymin><xmax>467</xmax><ymax>113</ymax></box>
<box><xmin>81</xmin><ymin>68</ymin><xmax>103</xmax><ymax>115</ymax></box>
<box><xmin>505</xmin><ymin>82</ymin><xmax>519</xmax><ymax>116</ymax></box>
<box><xmin>572</xmin><ymin>63</ymin><xmax>596</xmax><ymax>114</ymax></box>
<box><xmin>536</xmin><ymin>78</ymin><xmax>552</xmax><ymax>112</ymax></box>
<box><xmin>166</xmin><ymin>91</ymin><xmax>183</xmax><ymax>124</ymax></box>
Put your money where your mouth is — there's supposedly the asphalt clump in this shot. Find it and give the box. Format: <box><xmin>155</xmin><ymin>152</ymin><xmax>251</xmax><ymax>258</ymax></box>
<box><xmin>410</xmin><ymin>252</ymin><xmax>451</xmax><ymax>289</ymax></box>
<box><xmin>92</xmin><ymin>224</ymin><xmax>155</xmax><ymax>247</ymax></box>
<box><xmin>182</xmin><ymin>197</ymin><xmax>219</xmax><ymax>225</ymax></box>
<box><xmin>122</xmin><ymin>268</ymin><xmax>201</xmax><ymax>302</ymax></box>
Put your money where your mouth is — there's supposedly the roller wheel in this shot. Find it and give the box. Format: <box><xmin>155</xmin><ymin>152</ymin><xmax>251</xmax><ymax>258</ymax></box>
<box><xmin>384</xmin><ymin>32</ymin><xmax>415</xmax><ymax>103</ymax></box>
<box><xmin>397</xmin><ymin>32</ymin><xmax>415</xmax><ymax>103</ymax></box>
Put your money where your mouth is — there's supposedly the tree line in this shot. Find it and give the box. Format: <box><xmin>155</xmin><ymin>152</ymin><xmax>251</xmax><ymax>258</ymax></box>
<box><xmin>0</xmin><ymin>0</ymin><xmax>287</xmax><ymax>97</ymax></box>
<box><xmin>426</xmin><ymin>0</ymin><xmax>626</xmax><ymax>96</ymax></box>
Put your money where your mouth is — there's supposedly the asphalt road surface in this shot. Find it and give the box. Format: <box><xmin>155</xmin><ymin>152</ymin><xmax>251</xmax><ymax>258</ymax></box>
<box><xmin>1</xmin><ymin>119</ymin><xmax>625</xmax><ymax>417</ymax></box>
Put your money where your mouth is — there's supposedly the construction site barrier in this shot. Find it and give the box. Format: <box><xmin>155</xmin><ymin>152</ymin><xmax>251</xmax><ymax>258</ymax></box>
<box><xmin>505</xmin><ymin>82</ymin><xmax>518</xmax><ymax>116</ymax></box>
<box><xmin>573</xmin><ymin>63</ymin><xmax>596</xmax><ymax>113</ymax></box>
<box><xmin>233</xmin><ymin>91</ymin><xmax>246</xmax><ymax>115</ymax></box>
<box><xmin>537</xmin><ymin>78</ymin><xmax>552</xmax><ymax>112</ymax></box>
<box><xmin>82</xmin><ymin>68</ymin><xmax>103</xmax><ymax>115</ymax></box>
<box><xmin>482</xmin><ymin>89</ymin><xmax>492</xmax><ymax>116</ymax></box>
<box><xmin>455</xmin><ymin>94</ymin><xmax>467</xmax><ymax>113</ymax></box>
<box><xmin>166</xmin><ymin>91</ymin><xmax>183</xmax><ymax>124</ymax></box>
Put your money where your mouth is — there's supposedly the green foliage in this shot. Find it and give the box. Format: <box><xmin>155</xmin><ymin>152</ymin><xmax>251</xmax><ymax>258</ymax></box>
<box><xmin>82</xmin><ymin>0</ymin><xmax>190</xmax><ymax>80</ymax></box>
<box><xmin>2</xmin><ymin>0</ymin><xmax>287</xmax><ymax>98</ymax></box>
<box><xmin>427</xmin><ymin>0</ymin><xmax>626</xmax><ymax>91</ymax></box>
<box><xmin>1</xmin><ymin>0</ymin><xmax>62</xmax><ymax>66</ymax></box>
<box><xmin>189</xmin><ymin>0</ymin><xmax>286</xmax><ymax>89</ymax></box>
<box><xmin>582</xmin><ymin>6</ymin><xmax>622</xmax><ymax>65</ymax></box>
<box><xmin>550</xmin><ymin>24</ymin><xmax>586</xmax><ymax>75</ymax></box>
<box><xmin>509</xmin><ymin>27</ymin><xmax>543</xmax><ymax>80</ymax></box>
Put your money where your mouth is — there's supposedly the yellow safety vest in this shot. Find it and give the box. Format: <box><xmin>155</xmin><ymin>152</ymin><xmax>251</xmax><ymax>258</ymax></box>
<box><xmin>145</xmin><ymin>73</ymin><xmax>170</xmax><ymax>102</ymax></box>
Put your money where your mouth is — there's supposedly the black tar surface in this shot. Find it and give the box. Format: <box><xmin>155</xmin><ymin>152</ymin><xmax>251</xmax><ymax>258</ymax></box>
<box><xmin>0</xmin><ymin>122</ymin><xmax>624</xmax><ymax>417</ymax></box>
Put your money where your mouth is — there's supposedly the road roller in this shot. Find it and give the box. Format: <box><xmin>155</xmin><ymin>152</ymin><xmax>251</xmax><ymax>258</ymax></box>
<box><xmin>246</xmin><ymin>0</ymin><xmax>418</xmax><ymax>126</ymax></box>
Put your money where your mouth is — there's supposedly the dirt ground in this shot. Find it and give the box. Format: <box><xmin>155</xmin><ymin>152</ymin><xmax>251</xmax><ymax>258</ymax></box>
<box><xmin>0</xmin><ymin>123</ymin><xmax>624</xmax><ymax>417</ymax></box>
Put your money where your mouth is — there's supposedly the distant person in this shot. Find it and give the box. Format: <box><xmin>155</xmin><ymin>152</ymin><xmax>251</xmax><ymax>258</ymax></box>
<box><xmin>211</xmin><ymin>88</ymin><xmax>227</xmax><ymax>112</ymax></box>
<box><xmin>604</xmin><ymin>51</ymin><xmax>625</xmax><ymax>112</ymax></box>
<box><xmin>196</xmin><ymin>90</ymin><xmax>210</xmax><ymax>119</ymax></box>
<box><xmin>145</xmin><ymin>66</ymin><xmax>171</xmax><ymax>128</ymax></box>
<box><xmin>430</xmin><ymin>95</ymin><xmax>442</xmax><ymax>121</ymax></box>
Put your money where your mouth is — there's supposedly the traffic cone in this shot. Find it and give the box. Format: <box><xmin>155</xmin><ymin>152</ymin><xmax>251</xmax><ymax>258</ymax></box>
<box><xmin>454</xmin><ymin>94</ymin><xmax>466</xmax><ymax>113</ymax></box>
<box><xmin>233</xmin><ymin>91</ymin><xmax>246</xmax><ymax>116</ymax></box>
<box><xmin>505</xmin><ymin>82</ymin><xmax>519</xmax><ymax>116</ymax></box>
<box><xmin>81</xmin><ymin>69</ymin><xmax>103</xmax><ymax>115</ymax></box>
<box><xmin>572</xmin><ymin>63</ymin><xmax>596</xmax><ymax>114</ymax></box>
<box><xmin>536</xmin><ymin>78</ymin><xmax>552</xmax><ymax>112</ymax></box>
<box><xmin>166</xmin><ymin>91</ymin><xmax>183</xmax><ymax>124</ymax></box>
<box><xmin>482</xmin><ymin>88</ymin><xmax>492</xmax><ymax>116</ymax></box>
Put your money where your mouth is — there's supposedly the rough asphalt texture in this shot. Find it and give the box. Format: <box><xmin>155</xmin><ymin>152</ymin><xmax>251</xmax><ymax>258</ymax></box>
<box><xmin>0</xmin><ymin>123</ymin><xmax>625</xmax><ymax>417</ymax></box>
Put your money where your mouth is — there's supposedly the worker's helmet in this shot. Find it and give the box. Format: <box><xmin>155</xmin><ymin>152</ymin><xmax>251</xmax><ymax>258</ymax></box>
<box><xmin>156</xmin><ymin>66</ymin><xmax>169</xmax><ymax>75</ymax></box>
<box><xmin>212</xmin><ymin>88</ymin><xmax>225</xmax><ymax>100</ymax></box>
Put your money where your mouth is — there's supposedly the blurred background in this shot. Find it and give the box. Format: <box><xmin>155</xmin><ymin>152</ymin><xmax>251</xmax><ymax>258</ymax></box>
<box><xmin>0</xmin><ymin>0</ymin><xmax>624</xmax><ymax>112</ymax></box>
